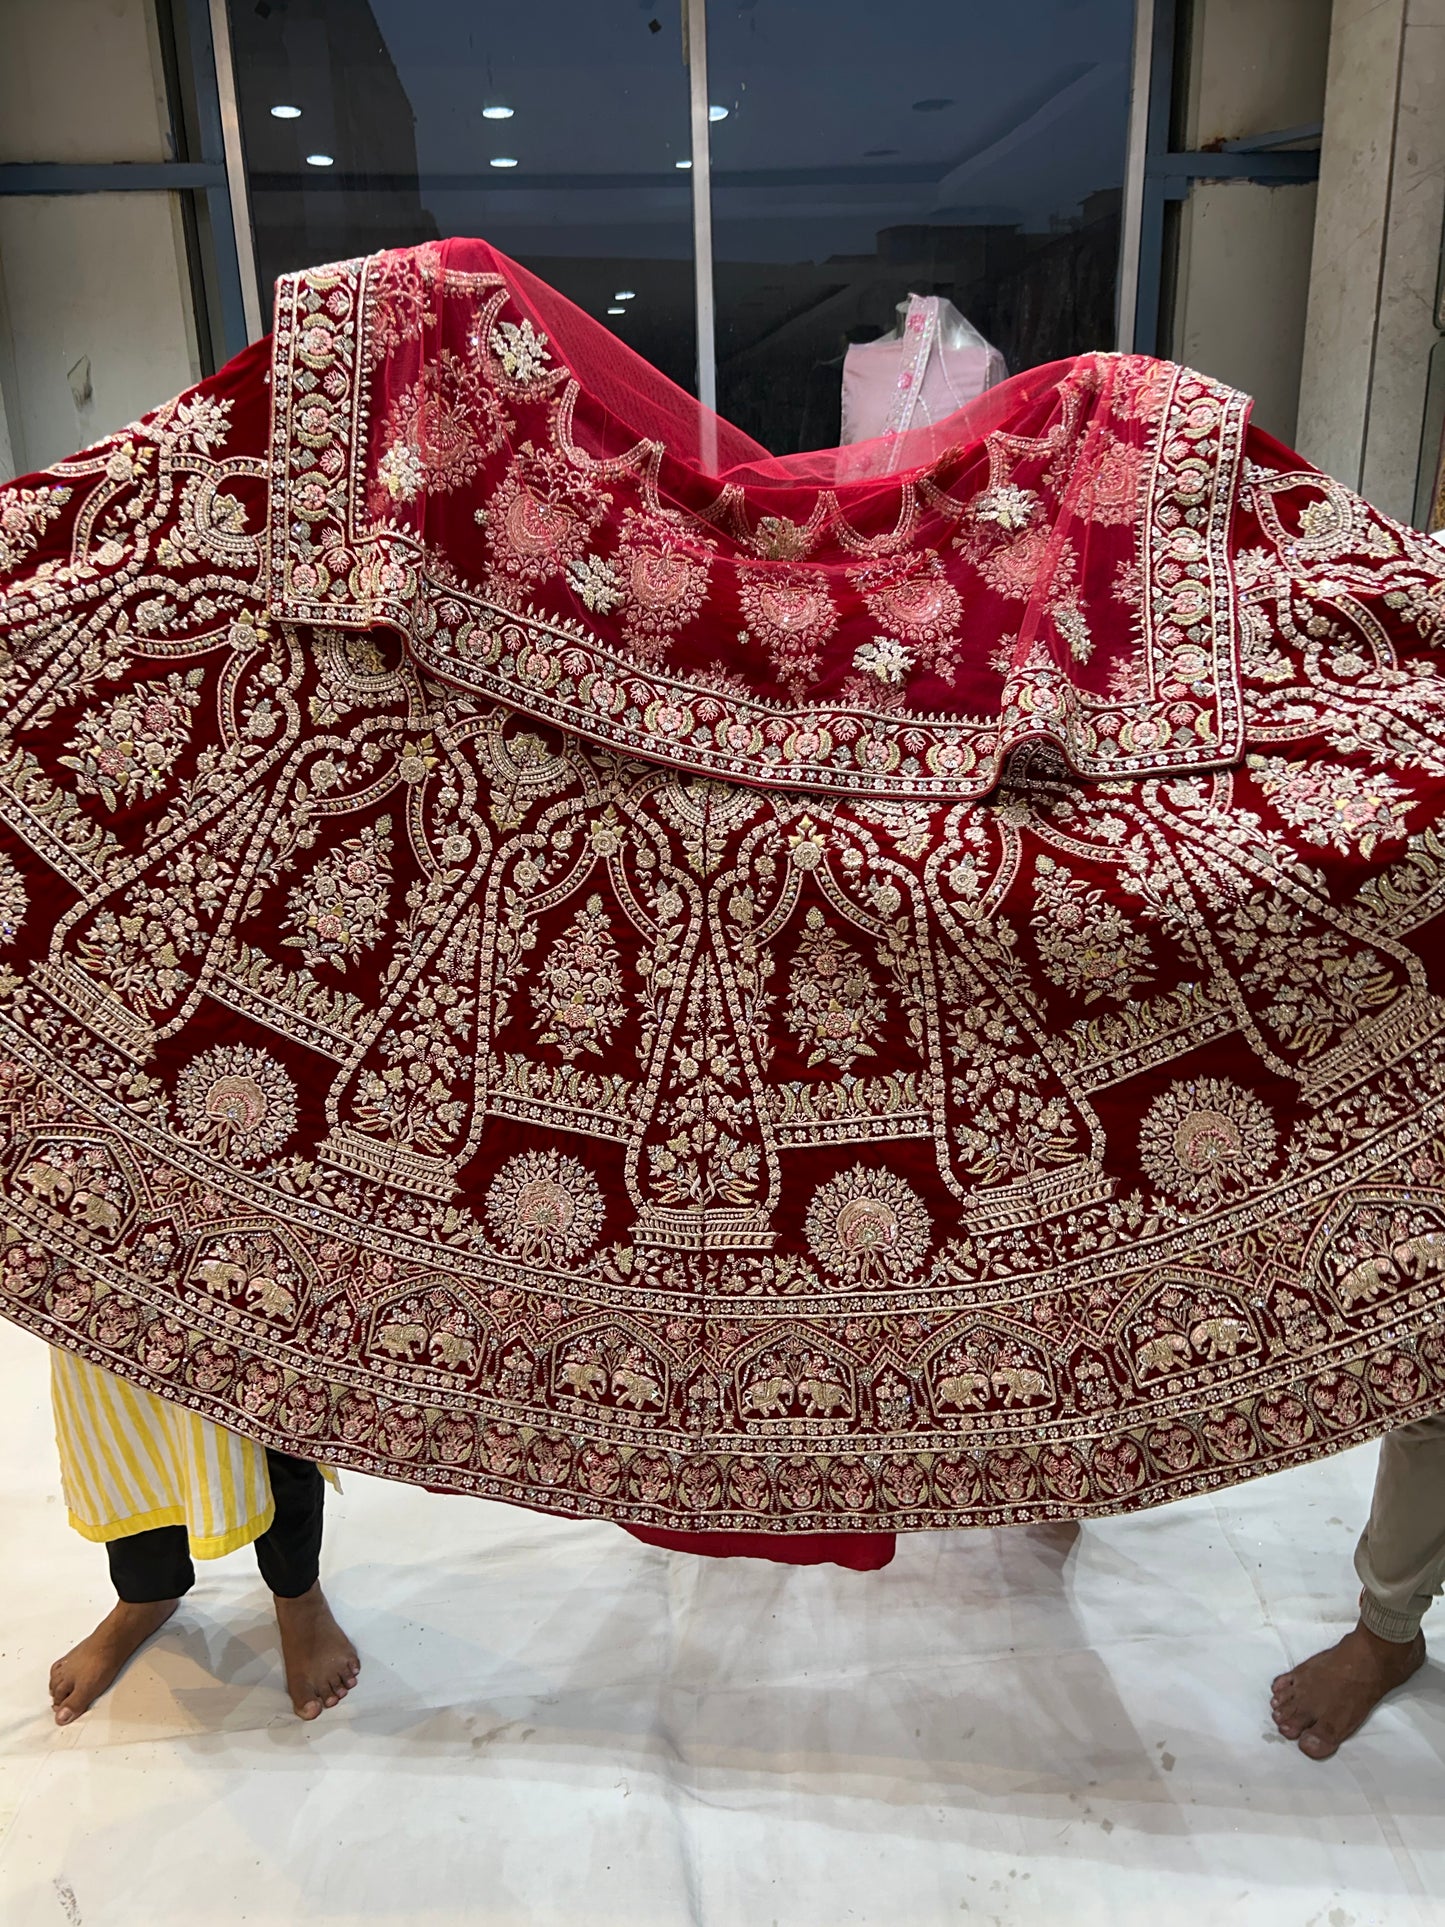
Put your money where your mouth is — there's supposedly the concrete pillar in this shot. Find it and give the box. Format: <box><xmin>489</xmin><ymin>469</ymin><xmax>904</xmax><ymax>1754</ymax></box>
<box><xmin>1297</xmin><ymin>0</ymin><xmax>1445</xmax><ymax>519</ymax></box>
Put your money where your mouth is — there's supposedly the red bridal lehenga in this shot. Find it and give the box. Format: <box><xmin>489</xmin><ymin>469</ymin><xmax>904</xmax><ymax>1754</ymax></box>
<box><xmin>2</xmin><ymin>238</ymin><xmax>1444</xmax><ymax>1574</ymax></box>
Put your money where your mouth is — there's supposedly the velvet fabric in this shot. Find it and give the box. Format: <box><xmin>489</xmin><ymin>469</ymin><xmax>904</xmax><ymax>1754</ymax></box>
<box><xmin>1</xmin><ymin>239</ymin><xmax>1444</xmax><ymax>1572</ymax></box>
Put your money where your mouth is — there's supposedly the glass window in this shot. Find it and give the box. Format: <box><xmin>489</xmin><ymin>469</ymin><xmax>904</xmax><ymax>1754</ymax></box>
<box><xmin>226</xmin><ymin>0</ymin><xmax>1138</xmax><ymax>447</ymax></box>
<box><xmin>704</xmin><ymin>0</ymin><xmax>1137</xmax><ymax>450</ymax></box>
<box><xmin>227</xmin><ymin>0</ymin><xmax>698</xmax><ymax>390</ymax></box>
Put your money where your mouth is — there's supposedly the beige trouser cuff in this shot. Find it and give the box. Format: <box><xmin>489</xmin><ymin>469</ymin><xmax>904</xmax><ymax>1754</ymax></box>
<box><xmin>1352</xmin><ymin>1408</ymin><xmax>1445</xmax><ymax>1643</ymax></box>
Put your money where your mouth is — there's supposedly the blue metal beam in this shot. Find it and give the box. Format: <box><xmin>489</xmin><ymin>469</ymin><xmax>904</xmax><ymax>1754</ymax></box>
<box><xmin>0</xmin><ymin>163</ymin><xmax>226</xmax><ymax>193</ymax></box>
<box><xmin>1221</xmin><ymin>123</ymin><xmax>1323</xmax><ymax>153</ymax></box>
<box><xmin>1156</xmin><ymin>150</ymin><xmax>1321</xmax><ymax>184</ymax></box>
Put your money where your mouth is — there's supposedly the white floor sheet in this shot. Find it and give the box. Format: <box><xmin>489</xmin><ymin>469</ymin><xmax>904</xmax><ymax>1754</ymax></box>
<box><xmin>0</xmin><ymin>1319</ymin><xmax>1441</xmax><ymax>1927</ymax></box>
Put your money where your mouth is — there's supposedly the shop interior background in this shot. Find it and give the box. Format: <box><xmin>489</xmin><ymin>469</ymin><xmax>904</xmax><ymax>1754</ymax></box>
<box><xmin>0</xmin><ymin>0</ymin><xmax>1441</xmax><ymax>526</ymax></box>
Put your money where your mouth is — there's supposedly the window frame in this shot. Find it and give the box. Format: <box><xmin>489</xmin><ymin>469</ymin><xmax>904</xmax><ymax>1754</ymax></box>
<box><xmin>0</xmin><ymin>2</ymin><xmax>1322</xmax><ymax>381</ymax></box>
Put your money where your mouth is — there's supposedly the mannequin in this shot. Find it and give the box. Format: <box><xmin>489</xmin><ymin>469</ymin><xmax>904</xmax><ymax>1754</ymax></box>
<box><xmin>841</xmin><ymin>292</ymin><xmax>1006</xmax><ymax>462</ymax></box>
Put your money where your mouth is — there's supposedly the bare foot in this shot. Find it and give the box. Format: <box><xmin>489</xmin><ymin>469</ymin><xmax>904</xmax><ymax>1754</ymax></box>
<box><xmin>274</xmin><ymin>1583</ymin><xmax>359</xmax><ymax>1720</ymax></box>
<box><xmin>1271</xmin><ymin>1621</ymin><xmax>1426</xmax><ymax>1759</ymax></box>
<box><xmin>49</xmin><ymin>1598</ymin><xmax>179</xmax><ymax>1725</ymax></box>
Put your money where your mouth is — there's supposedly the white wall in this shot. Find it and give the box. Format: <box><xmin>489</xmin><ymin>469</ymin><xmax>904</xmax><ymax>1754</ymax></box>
<box><xmin>1180</xmin><ymin>0</ymin><xmax>1332</xmax><ymax>147</ymax></box>
<box><xmin>0</xmin><ymin>0</ymin><xmax>174</xmax><ymax>167</ymax></box>
<box><xmin>0</xmin><ymin>197</ymin><xmax>202</xmax><ymax>473</ymax></box>
<box><xmin>0</xmin><ymin>0</ymin><xmax>202</xmax><ymax>478</ymax></box>
<box><xmin>1173</xmin><ymin>183</ymin><xmax>1320</xmax><ymax>444</ymax></box>
<box><xmin>1297</xmin><ymin>0</ymin><xmax>1445</xmax><ymax>517</ymax></box>
<box><xmin>1169</xmin><ymin>0</ymin><xmax>1332</xmax><ymax>446</ymax></box>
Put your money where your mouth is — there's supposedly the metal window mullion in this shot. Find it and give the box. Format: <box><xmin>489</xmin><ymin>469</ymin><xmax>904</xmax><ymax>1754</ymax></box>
<box><xmin>684</xmin><ymin>0</ymin><xmax>717</xmax><ymax>438</ymax></box>
<box><xmin>206</xmin><ymin>0</ymin><xmax>265</xmax><ymax>344</ymax></box>
<box><xmin>1115</xmin><ymin>0</ymin><xmax>1156</xmax><ymax>352</ymax></box>
<box><xmin>1130</xmin><ymin>0</ymin><xmax>1179</xmax><ymax>354</ymax></box>
<box><xmin>184</xmin><ymin>0</ymin><xmax>262</xmax><ymax>356</ymax></box>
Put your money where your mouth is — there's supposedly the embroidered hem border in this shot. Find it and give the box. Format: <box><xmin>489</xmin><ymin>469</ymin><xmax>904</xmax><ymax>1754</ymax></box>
<box><xmin>4</xmin><ymin>1024</ymin><xmax>1442</xmax><ymax>1533</ymax></box>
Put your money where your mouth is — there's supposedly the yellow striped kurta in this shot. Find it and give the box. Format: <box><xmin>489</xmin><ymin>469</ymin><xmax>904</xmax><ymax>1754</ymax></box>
<box><xmin>51</xmin><ymin>1347</ymin><xmax>276</xmax><ymax>1557</ymax></box>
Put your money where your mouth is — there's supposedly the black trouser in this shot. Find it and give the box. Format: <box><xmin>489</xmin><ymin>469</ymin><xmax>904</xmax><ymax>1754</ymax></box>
<box><xmin>106</xmin><ymin>1450</ymin><xmax>324</xmax><ymax>1603</ymax></box>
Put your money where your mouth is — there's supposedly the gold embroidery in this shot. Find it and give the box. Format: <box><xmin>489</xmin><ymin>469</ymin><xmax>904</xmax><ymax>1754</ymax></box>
<box><xmin>0</xmin><ymin>249</ymin><xmax>1443</xmax><ymax>1540</ymax></box>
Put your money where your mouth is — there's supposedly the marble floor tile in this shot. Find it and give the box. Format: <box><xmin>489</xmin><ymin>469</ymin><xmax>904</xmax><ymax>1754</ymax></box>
<box><xmin>0</xmin><ymin>1321</ymin><xmax>1440</xmax><ymax>1927</ymax></box>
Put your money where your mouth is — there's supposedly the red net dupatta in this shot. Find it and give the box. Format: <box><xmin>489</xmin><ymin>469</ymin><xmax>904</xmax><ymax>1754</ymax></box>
<box><xmin>267</xmin><ymin>238</ymin><xmax>1250</xmax><ymax>801</ymax></box>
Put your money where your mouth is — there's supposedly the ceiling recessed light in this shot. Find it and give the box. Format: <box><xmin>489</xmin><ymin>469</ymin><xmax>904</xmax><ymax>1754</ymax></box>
<box><xmin>614</xmin><ymin>290</ymin><xmax>636</xmax><ymax>301</ymax></box>
<box><xmin>305</xmin><ymin>152</ymin><xmax>334</xmax><ymax>167</ymax></box>
<box><xmin>675</xmin><ymin>158</ymin><xmax>692</xmax><ymax>169</ymax></box>
<box><xmin>482</xmin><ymin>105</ymin><xmax>514</xmax><ymax>120</ymax></box>
<box><xmin>708</xmin><ymin>104</ymin><xmax>728</xmax><ymax>121</ymax></box>
<box><xmin>270</xmin><ymin>104</ymin><xmax>302</xmax><ymax>120</ymax></box>
<box><xmin>608</xmin><ymin>306</ymin><xmax>626</xmax><ymax>316</ymax></box>
<box><xmin>490</xmin><ymin>156</ymin><xmax>519</xmax><ymax>168</ymax></box>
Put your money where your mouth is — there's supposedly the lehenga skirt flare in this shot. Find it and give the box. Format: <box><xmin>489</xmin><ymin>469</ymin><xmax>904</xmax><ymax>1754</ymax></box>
<box><xmin>1</xmin><ymin>237</ymin><xmax>1443</xmax><ymax>1568</ymax></box>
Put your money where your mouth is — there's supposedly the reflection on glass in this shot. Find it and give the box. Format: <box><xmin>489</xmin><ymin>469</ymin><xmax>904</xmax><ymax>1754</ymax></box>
<box><xmin>228</xmin><ymin>0</ymin><xmax>697</xmax><ymax>389</ymax></box>
<box><xmin>704</xmin><ymin>0</ymin><xmax>1135</xmax><ymax>451</ymax></box>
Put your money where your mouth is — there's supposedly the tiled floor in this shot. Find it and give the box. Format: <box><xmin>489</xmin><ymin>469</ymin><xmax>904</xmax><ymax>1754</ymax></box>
<box><xmin>0</xmin><ymin>1318</ymin><xmax>1441</xmax><ymax>1927</ymax></box>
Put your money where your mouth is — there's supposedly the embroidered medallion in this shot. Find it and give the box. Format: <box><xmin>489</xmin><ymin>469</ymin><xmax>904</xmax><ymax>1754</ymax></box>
<box><xmin>1138</xmin><ymin>1077</ymin><xmax>1279</xmax><ymax>1207</ymax></box>
<box><xmin>175</xmin><ymin>1046</ymin><xmax>299</xmax><ymax>1164</ymax></box>
<box><xmin>485</xmin><ymin>1149</ymin><xmax>606</xmax><ymax>1266</ymax></box>
<box><xmin>805</xmin><ymin>1166</ymin><xmax>932</xmax><ymax>1283</ymax></box>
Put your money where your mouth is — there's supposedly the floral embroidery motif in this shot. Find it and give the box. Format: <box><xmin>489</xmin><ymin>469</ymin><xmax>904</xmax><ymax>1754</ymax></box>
<box><xmin>486</xmin><ymin>1149</ymin><xmax>605</xmax><ymax>1264</ymax></box>
<box><xmin>176</xmin><ymin>1046</ymin><xmax>299</xmax><ymax>1164</ymax></box>
<box><xmin>567</xmin><ymin>553</ymin><xmax>624</xmax><ymax>614</ymax></box>
<box><xmin>284</xmin><ymin>821</ymin><xmax>393</xmax><ymax>970</ymax></box>
<box><xmin>853</xmin><ymin>638</ymin><xmax>913</xmax><ymax>686</ymax></box>
<box><xmin>0</xmin><ymin>485</ymin><xmax>69</xmax><ymax>572</ymax></box>
<box><xmin>1030</xmin><ymin>856</ymin><xmax>1153</xmax><ymax>1005</ymax></box>
<box><xmin>377</xmin><ymin>439</ymin><xmax>425</xmax><ymax>504</ymax></box>
<box><xmin>159</xmin><ymin>474</ymin><xmax>254</xmax><ymax>571</ymax></box>
<box><xmin>59</xmin><ymin>670</ymin><xmax>205</xmax><ymax>810</ymax></box>
<box><xmin>532</xmin><ymin>895</ymin><xmax>627</xmax><ymax>1059</ymax></box>
<box><xmin>1138</xmin><ymin>1078</ymin><xmax>1278</xmax><ymax>1206</ymax></box>
<box><xmin>805</xmin><ymin>1166</ymin><xmax>931</xmax><ymax>1282</ymax></box>
<box><xmin>492</xmin><ymin>317</ymin><xmax>552</xmax><ymax>383</ymax></box>
<box><xmin>1081</xmin><ymin>433</ymin><xmax>1146</xmax><ymax>526</ymax></box>
<box><xmin>981</xmin><ymin>529</ymin><xmax>1073</xmax><ymax>604</ymax></box>
<box><xmin>617</xmin><ymin>524</ymin><xmax>710</xmax><ymax>660</ymax></box>
<box><xmin>736</xmin><ymin>569</ymin><xmax>837</xmax><ymax>690</ymax></box>
<box><xmin>646</xmin><ymin>957</ymin><xmax>764</xmax><ymax>1214</ymax></box>
<box><xmin>487</xmin><ymin>448</ymin><xmax>611</xmax><ymax>590</ymax></box>
<box><xmin>784</xmin><ymin>908</ymin><xmax>885</xmax><ymax>1069</ymax></box>
<box><xmin>974</xmin><ymin>484</ymin><xmax>1040</xmax><ymax>531</ymax></box>
<box><xmin>853</xmin><ymin>555</ymin><xmax>964</xmax><ymax>666</ymax></box>
<box><xmin>1247</xmin><ymin>755</ymin><xmax>1414</xmax><ymax>858</ymax></box>
<box><xmin>147</xmin><ymin>392</ymin><xmax>233</xmax><ymax>454</ymax></box>
<box><xmin>372</xmin><ymin>349</ymin><xmax>510</xmax><ymax>507</ymax></box>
